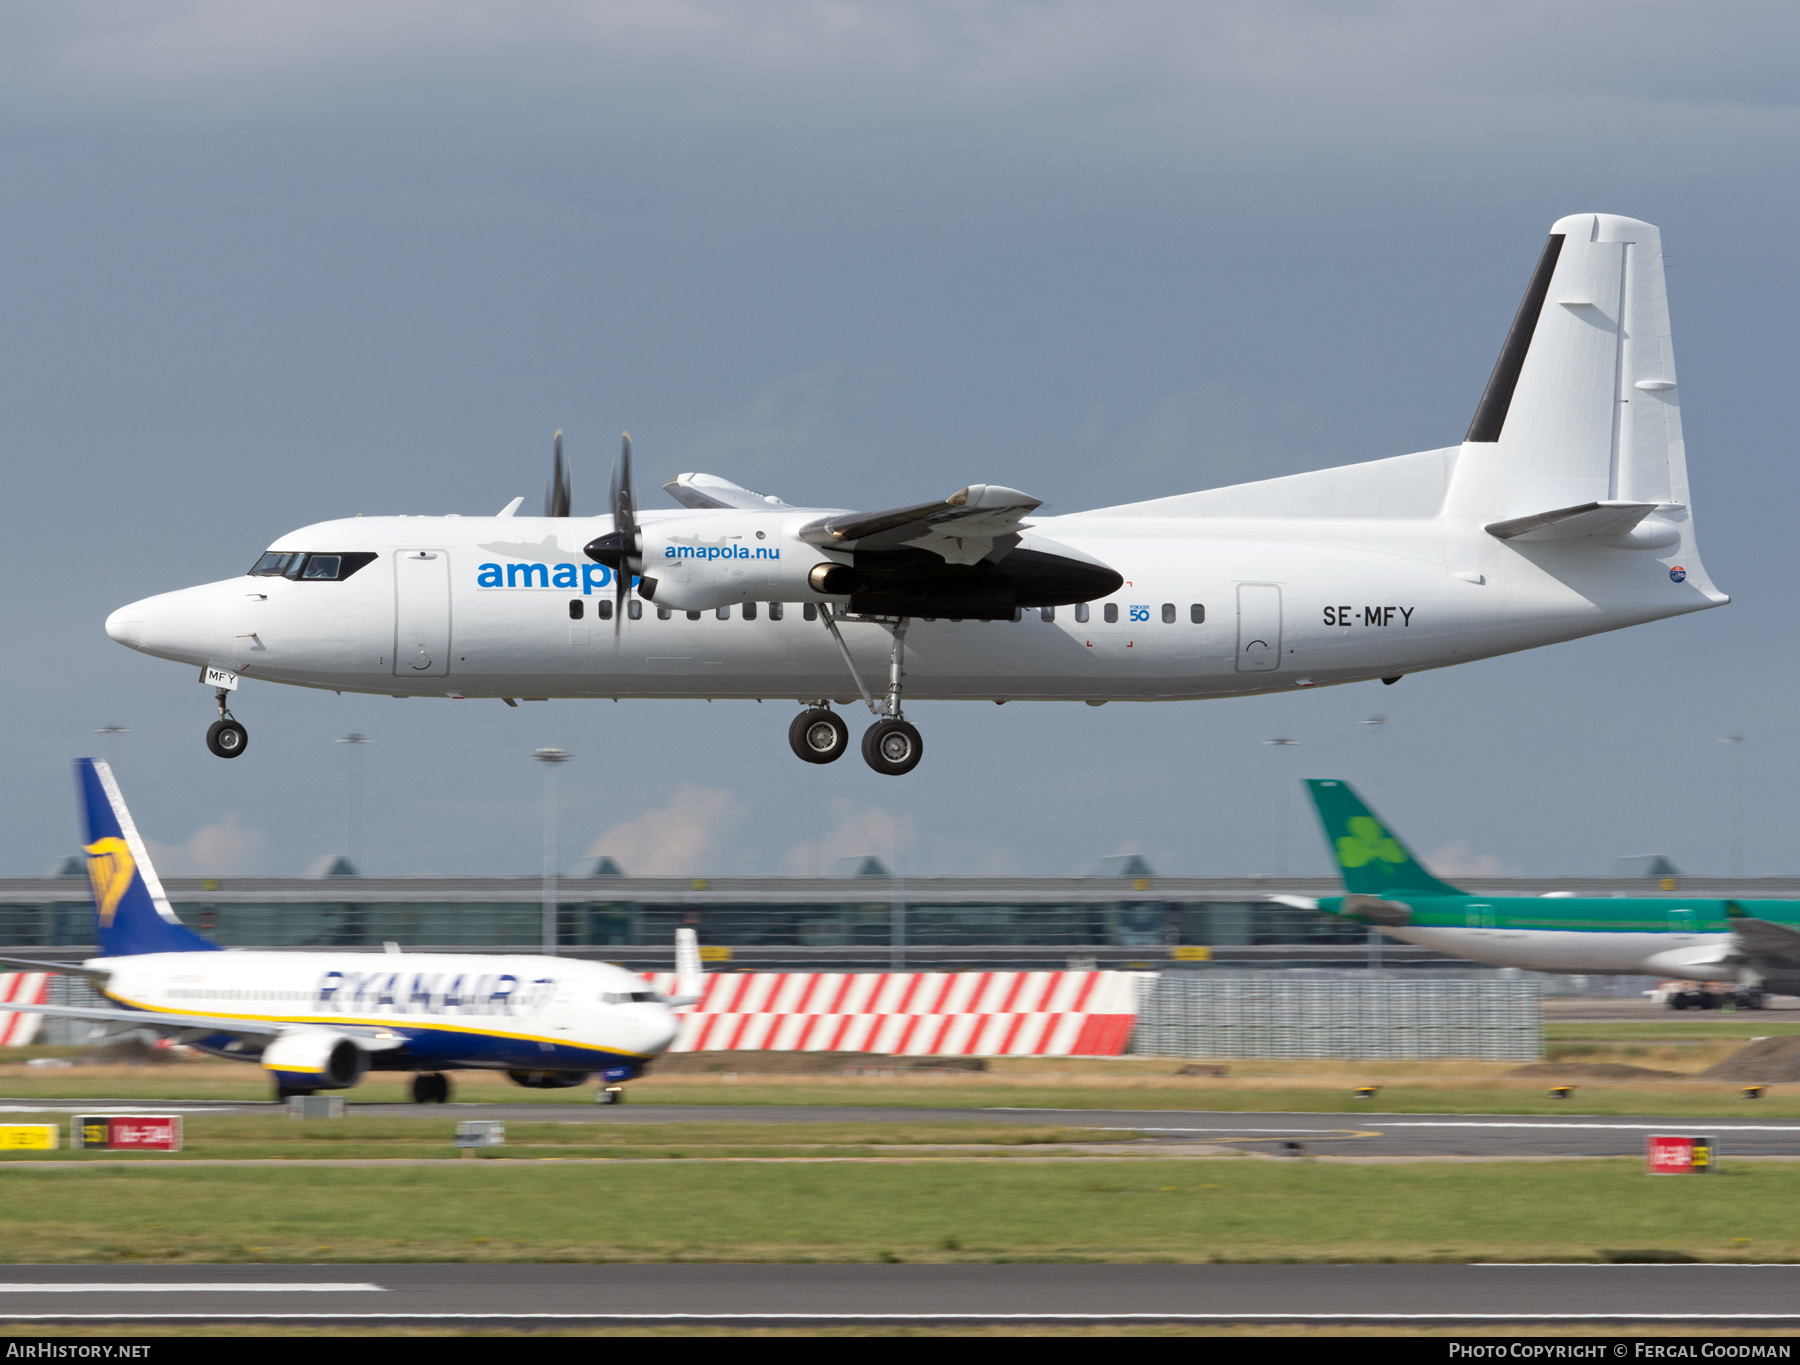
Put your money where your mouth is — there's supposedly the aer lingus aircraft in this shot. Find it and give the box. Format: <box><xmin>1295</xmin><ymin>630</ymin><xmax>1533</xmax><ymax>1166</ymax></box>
<box><xmin>0</xmin><ymin>759</ymin><xmax>691</xmax><ymax>1103</ymax></box>
<box><xmin>105</xmin><ymin>213</ymin><xmax>1723</xmax><ymax>775</ymax></box>
<box><xmin>1284</xmin><ymin>779</ymin><xmax>1800</xmax><ymax>1008</ymax></box>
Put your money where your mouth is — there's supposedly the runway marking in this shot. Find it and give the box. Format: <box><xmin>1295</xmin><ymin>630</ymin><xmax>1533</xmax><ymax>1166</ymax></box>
<box><xmin>0</xmin><ymin>1284</ymin><xmax>384</xmax><ymax>1294</ymax></box>
<box><xmin>2</xmin><ymin>1312</ymin><xmax>1800</xmax><ymax>1322</ymax></box>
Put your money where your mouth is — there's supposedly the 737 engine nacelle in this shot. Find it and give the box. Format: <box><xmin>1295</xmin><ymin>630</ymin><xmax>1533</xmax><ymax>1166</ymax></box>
<box><xmin>260</xmin><ymin>1029</ymin><xmax>371</xmax><ymax>1091</ymax></box>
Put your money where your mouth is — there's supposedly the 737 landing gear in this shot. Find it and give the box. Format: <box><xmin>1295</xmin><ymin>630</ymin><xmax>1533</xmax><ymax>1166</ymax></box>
<box><xmin>411</xmin><ymin>1072</ymin><xmax>452</xmax><ymax>1103</ymax></box>
<box><xmin>788</xmin><ymin>707</ymin><xmax>849</xmax><ymax>764</ymax></box>
<box><xmin>205</xmin><ymin>689</ymin><xmax>249</xmax><ymax>759</ymax></box>
<box><xmin>814</xmin><ymin>608</ymin><xmax>925</xmax><ymax>776</ymax></box>
<box><xmin>595</xmin><ymin>1084</ymin><xmax>626</xmax><ymax>1105</ymax></box>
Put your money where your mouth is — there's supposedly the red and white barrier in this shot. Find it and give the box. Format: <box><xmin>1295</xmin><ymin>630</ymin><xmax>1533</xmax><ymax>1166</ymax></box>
<box><xmin>643</xmin><ymin>970</ymin><xmax>1146</xmax><ymax>1057</ymax></box>
<box><xmin>0</xmin><ymin>973</ymin><xmax>51</xmax><ymax>1047</ymax></box>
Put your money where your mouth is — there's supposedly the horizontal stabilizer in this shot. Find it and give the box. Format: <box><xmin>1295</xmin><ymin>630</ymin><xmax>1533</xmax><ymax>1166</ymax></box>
<box><xmin>1485</xmin><ymin>500</ymin><xmax>1661</xmax><ymax>543</ymax></box>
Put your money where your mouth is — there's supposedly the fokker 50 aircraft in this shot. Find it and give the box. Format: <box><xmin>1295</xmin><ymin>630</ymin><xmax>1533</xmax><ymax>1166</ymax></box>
<box><xmin>106</xmin><ymin>214</ymin><xmax>1724</xmax><ymax>775</ymax></box>
<box><xmin>1284</xmin><ymin>779</ymin><xmax>1800</xmax><ymax>1009</ymax></box>
<box><xmin>2</xmin><ymin>759</ymin><xmax>690</xmax><ymax>1103</ymax></box>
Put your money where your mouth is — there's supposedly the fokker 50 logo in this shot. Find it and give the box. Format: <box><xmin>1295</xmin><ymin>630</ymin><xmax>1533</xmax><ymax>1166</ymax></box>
<box><xmin>1335</xmin><ymin>817</ymin><xmax>1407</xmax><ymax>870</ymax></box>
<box><xmin>83</xmin><ymin>837</ymin><xmax>135</xmax><ymax>926</ymax></box>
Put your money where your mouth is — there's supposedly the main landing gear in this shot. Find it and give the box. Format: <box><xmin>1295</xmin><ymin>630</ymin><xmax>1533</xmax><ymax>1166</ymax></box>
<box><xmin>411</xmin><ymin>1072</ymin><xmax>452</xmax><ymax>1103</ymax></box>
<box><xmin>596</xmin><ymin>1084</ymin><xmax>626</xmax><ymax>1105</ymax></box>
<box><xmin>205</xmin><ymin>688</ymin><xmax>249</xmax><ymax>759</ymax></box>
<box><xmin>787</xmin><ymin>610</ymin><xmax>925</xmax><ymax>776</ymax></box>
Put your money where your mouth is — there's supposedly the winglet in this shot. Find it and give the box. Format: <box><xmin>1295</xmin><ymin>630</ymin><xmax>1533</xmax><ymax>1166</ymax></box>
<box><xmin>75</xmin><ymin>759</ymin><xmax>220</xmax><ymax>957</ymax></box>
<box><xmin>662</xmin><ymin>927</ymin><xmax>705</xmax><ymax>1007</ymax></box>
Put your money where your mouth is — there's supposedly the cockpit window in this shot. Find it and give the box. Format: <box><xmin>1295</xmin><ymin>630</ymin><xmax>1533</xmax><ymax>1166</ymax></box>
<box><xmin>248</xmin><ymin>551</ymin><xmax>378</xmax><ymax>581</ymax></box>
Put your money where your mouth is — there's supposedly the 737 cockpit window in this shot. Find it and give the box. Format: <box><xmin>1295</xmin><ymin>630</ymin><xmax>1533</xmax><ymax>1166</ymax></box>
<box><xmin>249</xmin><ymin>551</ymin><xmax>378</xmax><ymax>581</ymax></box>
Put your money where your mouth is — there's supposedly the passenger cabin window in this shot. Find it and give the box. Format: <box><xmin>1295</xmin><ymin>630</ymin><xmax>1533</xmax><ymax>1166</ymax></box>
<box><xmin>568</xmin><ymin>600</ymin><xmax>584</xmax><ymax>620</ymax></box>
<box><xmin>1041</xmin><ymin>606</ymin><xmax>1055</xmax><ymax>622</ymax></box>
<box><xmin>657</xmin><ymin>606</ymin><xmax>672</xmax><ymax>620</ymax></box>
<box><xmin>743</xmin><ymin>601</ymin><xmax>758</xmax><ymax>620</ymax></box>
<box><xmin>803</xmin><ymin>603</ymin><xmax>818</xmax><ymax>621</ymax></box>
<box><xmin>628</xmin><ymin>600</ymin><xmax>643</xmax><ymax>620</ymax></box>
<box><xmin>1103</xmin><ymin>603</ymin><xmax>1118</xmax><ymax>623</ymax></box>
<box><xmin>597</xmin><ymin>599</ymin><xmax>614</xmax><ymax>620</ymax></box>
<box><xmin>1190</xmin><ymin>603</ymin><xmax>1205</xmax><ymax>624</ymax></box>
<box><xmin>769</xmin><ymin>602</ymin><xmax>783</xmax><ymax>621</ymax></box>
<box><xmin>687</xmin><ymin>610</ymin><xmax>702</xmax><ymax>621</ymax></box>
<box><xmin>1161</xmin><ymin>603</ymin><xmax>1175</xmax><ymax>624</ymax></box>
<box><xmin>716</xmin><ymin>606</ymin><xmax>730</xmax><ymax>621</ymax></box>
<box><xmin>1075</xmin><ymin>603</ymin><xmax>1089</xmax><ymax>623</ymax></box>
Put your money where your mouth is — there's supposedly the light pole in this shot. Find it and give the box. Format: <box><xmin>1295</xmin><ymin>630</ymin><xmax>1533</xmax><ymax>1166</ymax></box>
<box><xmin>336</xmin><ymin>733</ymin><xmax>371</xmax><ymax>868</ymax></box>
<box><xmin>1264</xmin><ymin>737</ymin><xmax>1300</xmax><ymax>875</ymax></box>
<box><xmin>93</xmin><ymin>726</ymin><xmax>129</xmax><ymax>773</ymax></box>
<box><xmin>1357</xmin><ymin>716</ymin><xmax>1389</xmax><ymax>972</ymax></box>
<box><xmin>1723</xmin><ymin>734</ymin><xmax>1746</xmax><ymax>881</ymax></box>
<box><xmin>532</xmin><ymin>747</ymin><xmax>572</xmax><ymax>955</ymax></box>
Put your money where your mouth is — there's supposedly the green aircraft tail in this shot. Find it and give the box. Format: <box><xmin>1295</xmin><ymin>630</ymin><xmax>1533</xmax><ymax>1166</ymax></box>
<box><xmin>1303</xmin><ymin>779</ymin><xmax>1464</xmax><ymax>897</ymax></box>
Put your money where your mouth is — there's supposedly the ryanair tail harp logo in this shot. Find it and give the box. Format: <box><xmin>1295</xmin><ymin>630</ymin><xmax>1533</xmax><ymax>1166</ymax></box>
<box><xmin>83</xmin><ymin>837</ymin><xmax>136</xmax><ymax>927</ymax></box>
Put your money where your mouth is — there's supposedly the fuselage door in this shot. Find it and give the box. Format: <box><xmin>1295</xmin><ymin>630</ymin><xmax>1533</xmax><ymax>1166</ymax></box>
<box><xmin>1235</xmin><ymin>583</ymin><xmax>1282</xmax><ymax>673</ymax></box>
<box><xmin>394</xmin><ymin>550</ymin><xmax>451</xmax><ymax>677</ymax></box>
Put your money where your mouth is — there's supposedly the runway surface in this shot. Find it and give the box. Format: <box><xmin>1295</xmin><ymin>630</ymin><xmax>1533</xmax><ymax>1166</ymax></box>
<box><xmin>2</xmin><ymin>1263</ymin><xmax>1799</xmax><ymax>1323</ymax></box>
<box><xmin>2</xmin><ymin>1099</ymin><xmax>1794</xmax><ymax>1156</ymax></box>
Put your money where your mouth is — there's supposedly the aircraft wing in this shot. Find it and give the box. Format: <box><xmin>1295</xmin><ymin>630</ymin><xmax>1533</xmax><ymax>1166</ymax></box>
<box><xmin>8</xmin><ymin>1001</ymin><xmax>287</xmax><ymax>1039</ymax></box>
<box><xmin>799</xmin><ymin>485</ymin><xmax>1043</xmax><ymax>565</ymax></box>
<box><xmin>1728</xmin><ymin>914</ymin><xmax>1800</xmax><ymax>968</ymax></box>
<box><xmin>3</xmin><ymin>1001</ymin><xmax>410</xmax><ymax>1049</ymax></box>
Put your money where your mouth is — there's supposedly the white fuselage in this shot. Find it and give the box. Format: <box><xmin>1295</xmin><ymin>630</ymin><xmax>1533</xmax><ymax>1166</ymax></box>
<box><xmin>95</xmin><ymin>950</ymin><xmax>680</xmax><ymax>1071</ymax></box>
<box><xmin>1376</xmin><ymin>925</ymin><xmax>1737</xmax><ymax>981</ymax></box>
<box><xmin>104</xmin><ymin>483</ymin><xmax>1721</xmax><ymax>705</ymax></box>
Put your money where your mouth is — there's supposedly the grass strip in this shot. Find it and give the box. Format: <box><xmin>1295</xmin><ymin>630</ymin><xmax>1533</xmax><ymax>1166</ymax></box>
<box><xmin>3</xmin><ymin>1159</ymin><xmax>1797</xmax><ymax>1264</ymax></box>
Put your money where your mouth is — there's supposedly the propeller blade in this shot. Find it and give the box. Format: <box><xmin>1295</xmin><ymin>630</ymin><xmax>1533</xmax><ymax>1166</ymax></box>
<box><xmin>614</xmin><ymin>432</ymin><xmax>636</xmax><ymax>633</ymax></box>
<box><xmin>543</xmin><ymin>430</ymin><xmax>572</xmax><ymax>517</ymax></box>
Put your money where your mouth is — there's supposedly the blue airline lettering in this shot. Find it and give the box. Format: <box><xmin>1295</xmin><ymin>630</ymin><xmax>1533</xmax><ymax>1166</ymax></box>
<box><xmin>477</xmin><ymin>562</ymin><xmax>615</xmax><ymax>595</ymax></box>
<box><xmin>665</xmin><ymin>544</ymin><xmax>780</xmax><ymax>562</ymax></box>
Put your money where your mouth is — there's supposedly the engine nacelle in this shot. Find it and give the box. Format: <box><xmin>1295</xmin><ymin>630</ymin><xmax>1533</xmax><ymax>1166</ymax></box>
<box><xmin>260</xmin><ymin>1029</ymin><xmax>369</xmax><ymax>1090</ymax></box>
<box><xmin>506</xmin><ymin>1069</ymin><xmax>590</xmax><ymax>1089</ymax></box>
<box><xmin>630</xmin><ymin>511</ymin><xmax>845</xmax><ymax>612</ymax></box>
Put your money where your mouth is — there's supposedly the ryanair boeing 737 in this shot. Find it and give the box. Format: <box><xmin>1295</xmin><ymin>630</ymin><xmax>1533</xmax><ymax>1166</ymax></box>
<box><xmin>2</xmin><ymin>760</ymin><xmax>690</xmax><ymax>1103</ymax></box>
<box><xmin>104</xmin><ymin>214</ymin><xmax>1723</xmax><ymax>774</ymax></box>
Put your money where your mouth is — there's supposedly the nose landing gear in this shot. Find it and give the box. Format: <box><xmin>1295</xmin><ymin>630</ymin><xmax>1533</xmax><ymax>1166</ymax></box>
<box><xmin>205</xmin><ymin>689</ymin><xmax>249</xmax><ymax>759</ymax></box>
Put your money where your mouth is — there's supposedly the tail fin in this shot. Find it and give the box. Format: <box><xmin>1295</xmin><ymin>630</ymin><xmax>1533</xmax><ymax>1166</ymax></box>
<box><xmin>1445</xmin><ymin>214</ymin><xmax>1717</xmax><ymax>591</ymax></box>
<box><xmin>1303</xmin><ymin>779</ymin><xmax>1464</xmax><ymax>897</ymax></box>
<box><xmin>76</xmin><ymin>759</ymin><xmax>219</xmax><ymax>957</ymax></box>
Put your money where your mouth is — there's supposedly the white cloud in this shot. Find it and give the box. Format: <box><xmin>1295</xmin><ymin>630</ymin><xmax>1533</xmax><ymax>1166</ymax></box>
<box><xmin>780</xmin><ymin>798</ymin><xmax>1023</xmax><ymax>876</ymax></box>
<box><xmin>145</xmin><ymin>814</ymin><xmax>270</xmax><ymax>877</ymax></box>
<box><xmin>584</xmin><ymin>783</ymin><xmax>741</xmax><ymax>875</ymax></box>
<box><xmin>1425</xmin><ymin>841</ymin><xmax>1511</xmax><ymax>879</ymax></box>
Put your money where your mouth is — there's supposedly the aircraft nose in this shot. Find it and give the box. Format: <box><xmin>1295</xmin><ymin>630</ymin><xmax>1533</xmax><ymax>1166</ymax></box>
<box><xmin>105</xmin><ymin>602</ymin><xmax>148</xmax><ymax>649</ymax></box>
<box><xmin>646</xmin><ymin>1005</ymin><xmax>681</xmax><ymax>1055</ymax></box>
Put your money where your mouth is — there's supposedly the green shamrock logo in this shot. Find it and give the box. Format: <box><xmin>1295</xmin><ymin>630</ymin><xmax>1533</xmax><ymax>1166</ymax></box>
<box><xmin>1336</xmin><ymin>816</ymin><xmax>1406</xmax><ymax>869</ymax></box>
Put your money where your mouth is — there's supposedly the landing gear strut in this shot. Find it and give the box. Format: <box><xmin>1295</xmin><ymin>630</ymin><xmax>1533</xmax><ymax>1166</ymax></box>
<box><xmin>205</xmin><ymin>689</ymin><xmax>249</xmax><ymax>759</ymax></box>
<box><xmin>411</xmin><ymin>1072</ymin><xmax>452</xmax><ymax>1103</ymax></box>
<box><xmin>810</xmin><ymin>608</ymin><xmax>925</xmax><ymax>776</ymax></box>
<box><xmin>596</xmin><ymin>1084</ymin><xmax>626</xmax><ymax>1105</ymax></box>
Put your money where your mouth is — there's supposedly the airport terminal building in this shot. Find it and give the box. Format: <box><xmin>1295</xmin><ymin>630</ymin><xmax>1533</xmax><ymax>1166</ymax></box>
<box><xmin>5</xmin><ymin>861</ymin><xmax>1791</xmax><ymax>972</ymax></box>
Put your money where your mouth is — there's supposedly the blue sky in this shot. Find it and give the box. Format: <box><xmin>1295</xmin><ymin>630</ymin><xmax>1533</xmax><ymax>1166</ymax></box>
<box><xmin>3</xmin><ymin>2</ymin><xmax>1796</xmax><ymax>879</ymax></box>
